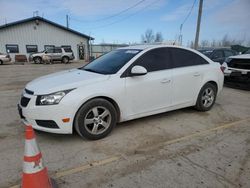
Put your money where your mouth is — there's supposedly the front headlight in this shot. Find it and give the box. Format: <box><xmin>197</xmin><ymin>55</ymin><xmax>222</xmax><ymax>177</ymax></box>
<box><xmin>36</xmin><ymin>89</ymin><xmax>74</xmax><ymax>105</ymax></box>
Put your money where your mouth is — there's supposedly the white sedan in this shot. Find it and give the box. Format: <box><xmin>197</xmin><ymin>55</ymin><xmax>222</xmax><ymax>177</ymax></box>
<box><xmin>18</xmin><ymin>45</ymin><xmax>224</xmax><ymax>140</ymax></box>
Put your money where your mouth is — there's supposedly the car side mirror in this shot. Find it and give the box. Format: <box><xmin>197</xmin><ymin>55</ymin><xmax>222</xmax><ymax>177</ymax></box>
<box><xmin>130</xmin><ymin>65</ymin><xmax>147</xmax><ymax>76</ymax></box>
<box><xmin>45</xmin><ymin>51</ymin><xmax>47</xmax><ymax>54</ymax></box>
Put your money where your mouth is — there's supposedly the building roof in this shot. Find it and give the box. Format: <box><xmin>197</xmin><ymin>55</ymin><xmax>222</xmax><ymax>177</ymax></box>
<box><xmin>0</xmin><ymin>16</ymin><xmax>94</xmax><ymax>40</ymax></box>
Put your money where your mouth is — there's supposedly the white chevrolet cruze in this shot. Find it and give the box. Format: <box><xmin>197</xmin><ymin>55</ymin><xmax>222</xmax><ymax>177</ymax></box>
<box><xmin>18</xmin><ymin>45</ymin><xmax>224</xmax><ymax>140</ymax></box>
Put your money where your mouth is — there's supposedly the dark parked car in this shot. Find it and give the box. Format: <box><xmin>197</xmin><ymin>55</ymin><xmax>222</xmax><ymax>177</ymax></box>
<box><xmin>198</xmin><ymin>48</ymin><xmax>238</xmax><ymax>64</ymax></box>
<box><xmin>243</xmin><ymin>49</ymin><xmax>250</xmax><ymax>54</ymax></box>
<box><xmin>222</xmin><ymin>54</ymin><xmax>250</xmax><ymax>90</ymax></box>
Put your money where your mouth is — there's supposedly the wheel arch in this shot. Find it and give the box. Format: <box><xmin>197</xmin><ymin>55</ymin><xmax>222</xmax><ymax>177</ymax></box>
<box><xmin>62</xmin><ymin>56</ymin><xmax>70</xmax><ymax>59</ymax></box>
<box><xmin>195</xmin><ymin>80</ymin><xmax>219</xmax><ymax>105</ymax></box>
<box><xmin>33</xmin><ymin>56</ymin><xmax>42</xmax><ymax>61</ymax></box>
<box><xmin>73</xmin><ymin>96</ymin><xmax>121</xmax><ymax>132</ymax></box>
<box><xmin>205</xmin><ymin>80</ymin><xmax>218</xmax><ymax>92</ymax></box>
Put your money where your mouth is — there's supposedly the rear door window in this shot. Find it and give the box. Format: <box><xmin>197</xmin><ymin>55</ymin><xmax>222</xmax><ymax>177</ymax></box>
<box><xmin>54</xmin><ymin>48</ymin><xmax>62</xmax><ymax>53</ymax></box>
<box><xmin>170</xmin><ymin>48</ymin><xmax>208</xmax><ymax>68</ymax></box>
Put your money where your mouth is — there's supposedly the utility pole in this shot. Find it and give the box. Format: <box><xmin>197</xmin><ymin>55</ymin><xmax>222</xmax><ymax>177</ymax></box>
<box><xmin>66</xmin><ymin>15</ymin><xmax>69</xmax><ymax>28</ymax></box>
<box><xmin>194</xmin><ymin>0</ymin><xmax>203</xmax><ymax>49</ymax></box>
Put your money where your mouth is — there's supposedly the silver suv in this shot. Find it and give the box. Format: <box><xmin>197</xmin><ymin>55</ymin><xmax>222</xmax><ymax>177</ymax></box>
<box><xmin>0</xmin><ymin>53</ymin><xmax>11</xmax><ymax>65</ymax></box>
<box><xmin>30</xmin><ymin>47</ymin><xmax>74</xmax><ymax>64</ymax></box>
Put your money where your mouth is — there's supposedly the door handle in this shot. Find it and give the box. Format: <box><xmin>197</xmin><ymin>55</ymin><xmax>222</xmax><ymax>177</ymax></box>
<box><xmin>193</xmin><ymin>72</ymin><xmax>201</xmax><ymax>77</ymax></box>
<box><xmin>161</xmin><ymin>78</ymin><xmax>171</xmax><ymax>83</ymax></box>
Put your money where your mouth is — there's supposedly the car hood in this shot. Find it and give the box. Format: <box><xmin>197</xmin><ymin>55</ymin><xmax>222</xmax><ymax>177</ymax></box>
<box><xmin>26</xmin><ymin>69</ymin><xmax>110</xmax><ymax>95</ymax></box>
<box><xmin>229</xmin><ymin>54</ymin><xmax>250</xmax><ymax>60</ymax></box>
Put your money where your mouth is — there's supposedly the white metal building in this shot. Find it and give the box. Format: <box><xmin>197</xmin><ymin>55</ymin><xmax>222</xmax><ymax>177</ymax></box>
<box><xmin>0</xmin><ymin>16</ymin><xmax>93</xmax><ymax>61</ymax></box>
<box><xmin>91</xmin><ymin>43</ymin><xmax>128</xmax><ymax>58</ymax></box>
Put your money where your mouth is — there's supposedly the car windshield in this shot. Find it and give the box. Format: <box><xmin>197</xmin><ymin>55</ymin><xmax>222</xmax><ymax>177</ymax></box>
<box><xmin>81</xmin><ymin>49</ymin><xmax>141</xmax><ymax>74</ymax></box>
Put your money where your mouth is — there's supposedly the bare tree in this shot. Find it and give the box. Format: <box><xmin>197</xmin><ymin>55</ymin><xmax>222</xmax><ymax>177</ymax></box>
<box><xmin>200</xmin><ymin>40</ymin><xmax>210</xmax><ymax>48</ymax></box>
<box><xmin>141</xmin><ymin>29</ymin><xmax>155</xmax><ymax>43</ymax></box>
<box><xmin>155</xmin><ymin>32</ymin><xmax>163</xmax><ymax>42</ymax></box>
<box><xmin>190</xmin><ymin>41</ymin><xmax>194</xmax><ymax>48</ymax></box>
<box><xmin>221</xmin><ymin>34</ymin><xmax>231</xmax><ymax>47</ymax></box>
<box><xmin>211</xmin><ymin>39</ymin><xmax>217</xmax><ymax>47</ymax></box>
<box><xmin>141</xmin><ymin>29</ymin><xmax>165</xmax><ymax>43</ymax></box>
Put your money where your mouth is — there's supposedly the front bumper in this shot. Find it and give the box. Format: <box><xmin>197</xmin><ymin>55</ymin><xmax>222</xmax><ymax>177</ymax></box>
<box><xmin>18</xmin><ymin>93</ymin><xmax>74</xmax><ymax>134</ymax></box>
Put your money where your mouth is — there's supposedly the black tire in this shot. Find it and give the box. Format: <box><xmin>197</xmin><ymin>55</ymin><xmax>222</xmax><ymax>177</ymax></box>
<box><xmin>74</xmin><ymin>98</ymin><xmax>117</xmax><ymax>140</ymax></box>
<box><xmin>33</xmin><ymin>57</ymin><xmax>42</xmax><ymax>64</ymax></box>
<box><xmin>62</xmin><ymin>56</ymin><xmax>69</xmax><ymax>64</ymax></box>
<box><xmin>0</xmin><ymin>60</ymin><xmax>3</xmax><ymax>65</ymax></box>
<box><xmin>195</xmin><ymin>83</ymin><xmax>217</xmax><ymax>111</ymax></box>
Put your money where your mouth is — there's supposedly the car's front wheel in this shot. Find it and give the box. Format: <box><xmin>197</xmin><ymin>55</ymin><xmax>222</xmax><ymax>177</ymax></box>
<box><xmin>195</xmin><ymin>83</ymin><xmax>217</xmax><ymax>111</ymax></box>
<box><xmin>74</xmin><ymin>99</ymin><xmax>117</xmax><ymax>140</ymax></box>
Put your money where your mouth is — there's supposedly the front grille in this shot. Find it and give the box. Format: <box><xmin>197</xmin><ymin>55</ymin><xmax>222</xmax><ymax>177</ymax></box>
<box><xmin>35</xmin><ymin>120</ymin><xmax>59</xmax><ymax>129</ymax></box>
<box><xmin>228</xmin><ymin>59</ymin><xmax>250</xmax><ymax>70</ymax></box>
<box><xmin>20</xmin><ymin>96</ymin><xmax>30</xmax><ymax>107</ymax></box>
<box><xmin>25</xmin><ymin>88</ymin><xmax>34</xmax><ymax>95</ymax></box>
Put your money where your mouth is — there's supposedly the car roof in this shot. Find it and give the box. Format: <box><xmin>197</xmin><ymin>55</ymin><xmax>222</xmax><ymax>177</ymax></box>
<box><xmin>118</xmin><ymin>44</ymin><xmax>213</xmax><ymax>64</ymax></box>
<box><xmin>118</xmin><ymin>44</ymin><xmax>195</xmax><ymax>51</ymax></box>
<box><xmin>229</xmin><ymin>54</ymin><xmax>250</xmax><ymax>59</ymax></box>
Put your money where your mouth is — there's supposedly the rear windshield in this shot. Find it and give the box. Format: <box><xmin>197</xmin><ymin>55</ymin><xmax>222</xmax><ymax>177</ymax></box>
<box><xmin>80</xmin><ymin>49</ymin><xmax>141</xmax><ymax>74</ymax></box>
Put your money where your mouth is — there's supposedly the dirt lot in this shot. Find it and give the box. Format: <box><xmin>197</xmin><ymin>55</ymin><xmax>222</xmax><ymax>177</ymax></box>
<box><xmin>0</xmin><ymin>63</ymin><xmax>250</xmax><ymax>188</ymax></box>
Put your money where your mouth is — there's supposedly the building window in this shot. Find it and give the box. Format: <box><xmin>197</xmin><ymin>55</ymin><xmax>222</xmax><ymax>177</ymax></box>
<box><xmin>6</xmin><ymin>44</ymin><xmax>19</xmax><ymax>53</ymax></box>
<box><xmin>61</xmin><ymin>45</ymin><xmax>72</xmax><ymax>52</ymax></box>
<box><xmin>26</xmin><ymin>45</ymin><xmax>38</xmax><ymax>53</ymax></box>
<box><xmin>44</xmin><ymin>45</ymin><xmax>55</xmax><ymax>51</ymax></box>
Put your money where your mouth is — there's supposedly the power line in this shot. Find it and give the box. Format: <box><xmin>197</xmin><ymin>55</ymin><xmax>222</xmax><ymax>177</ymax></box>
<box><xmin>178</xmin><ymin>0</ymin><xmax>197</xmax><ymax>45</ymax></box>
<box><xmin>81</xmin><ymin>0</ymin><xmax>162</xmax><ymax>31</ymax></box>
<box><xmin>71</xmin><ymin>0</ymin><xmax>146</xmax><ymax>23</ymax></box>
<box><xmin>181</xmin><ymin>0</ymin><xmax>197</xmax><ymax>27</ymax></box>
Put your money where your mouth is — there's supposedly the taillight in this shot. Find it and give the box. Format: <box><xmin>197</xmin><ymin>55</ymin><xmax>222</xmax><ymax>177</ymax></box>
<box><xmin>220</xmin><ymin>66</ymin><xmax>226</xmax><ymax>73</ymax></box>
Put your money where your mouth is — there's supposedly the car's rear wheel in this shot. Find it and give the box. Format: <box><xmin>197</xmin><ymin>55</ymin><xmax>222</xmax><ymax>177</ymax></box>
<box><xmin>195</xmin><ymin>83</ymin><xmax>217</xmax><ymax>111</ymax></box>
<box><xmin>34</xmin><ymin>57</ymin><xmax>42</xmax><ymax>64</ymax></box>
<box><xmin>74</xmin><ymin>99</ymin><xmax>117</xmax><ymax>140</ymax></box>
<box><xmin>0</xmin><ymin>60</ymin><xmax>3</xmax><ymax>65</ymax></box>
<box><xmin>62</xmin><ymin>56</ymin><xmax>69</xmax><ymax>64</ymax></box>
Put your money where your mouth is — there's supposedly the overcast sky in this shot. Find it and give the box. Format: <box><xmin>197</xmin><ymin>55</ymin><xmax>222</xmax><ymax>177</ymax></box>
<box><xmin>0</xmin><ymin>0</ymin><xmax>249</xmax><ymax>45</ymax></box>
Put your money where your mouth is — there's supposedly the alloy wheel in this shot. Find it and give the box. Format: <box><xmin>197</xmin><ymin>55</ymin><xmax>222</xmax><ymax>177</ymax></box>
<box><xmin>201</xmin><ymin>88</ymin><xmax>215</xmax><ymax>108</ymax></box>
<box><xmin>84</xmin><ymin>106</ymin><xmax>111</xmax><ymax>135</ymax></box>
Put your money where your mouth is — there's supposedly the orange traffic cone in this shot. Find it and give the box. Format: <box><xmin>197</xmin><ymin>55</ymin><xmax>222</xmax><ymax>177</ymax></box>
<box><xmin>22</xmin><ymin>125</ymin><xmax>54</xmax><ymax>188</ymax></box>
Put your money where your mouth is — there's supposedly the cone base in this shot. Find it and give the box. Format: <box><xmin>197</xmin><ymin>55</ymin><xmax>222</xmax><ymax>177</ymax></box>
<box><xmin>22</xmin><ymin>168</ymin><xmax>52</xmax><ymax>188</ymax></box>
